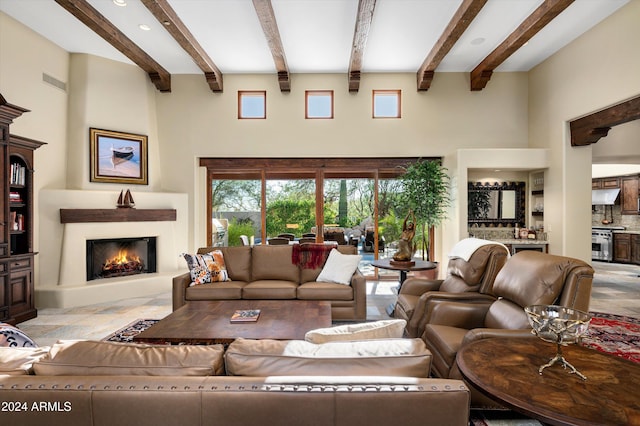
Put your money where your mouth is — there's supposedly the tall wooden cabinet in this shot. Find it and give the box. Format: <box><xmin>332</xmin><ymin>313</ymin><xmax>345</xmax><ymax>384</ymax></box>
<box><xmin>0</xmin><ymin>94</ymin><xmax>45</xmax><ymax>324</ymax></box>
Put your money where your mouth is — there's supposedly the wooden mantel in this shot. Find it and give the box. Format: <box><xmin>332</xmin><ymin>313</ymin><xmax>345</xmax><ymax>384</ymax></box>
<box><xmin>60</xmin><ymin>208</ymin><xmax>177</xmax><ymax>224</ymax></box>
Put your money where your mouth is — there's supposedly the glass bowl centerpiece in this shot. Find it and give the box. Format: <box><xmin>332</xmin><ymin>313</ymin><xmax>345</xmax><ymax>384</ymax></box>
<box><xmin>524</xmin><ymin>305</ymin><xmax>591</xmax><ymax>380</ymax></box>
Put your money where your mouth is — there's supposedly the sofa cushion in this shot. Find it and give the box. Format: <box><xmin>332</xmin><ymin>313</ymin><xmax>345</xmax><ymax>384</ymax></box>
<box><xmin>185</xmin><ymin>280</ymin><xmax>246</xmax><ymax>300</ymax></box>
<box><xmin>316</xmin><ymin>249</ymin><xmax>362</xmax><ymax>285</ymax></box>
<box><xmin>225</xmin><ymin>338</ymin><xmax>431</xmax><ymax>377</ymax></box>
<box><xmin>492</xmin><ymin>251</ymin><xmax>567</xmax><ymax>308</ymax></box>
<box><xmin>33</xmin><ymin>340</ymin><xmax>225</xmax><ymax>376</ymax></box>
<box><xmin>242</xmin><ymin>280</ymin><xmax>298</xmax><ymax>299</ymax></box>
<box><xmin>0</xmin><ymin>347</ymin><xmax>50</xmax><ymax>375</ymax></box>
<box><xmin>304</xmin><ymin>319</ymin><xmax>406</xmax><ymax>343</ymax></box>
<box><xmin>198</xmin><ymin>246</ymin><xmax>252</xmax><ymax>283</ymax></box>
<box><xmin>297</xmin><ymin>281</ymin><xmax>354</xmax><ymax>301</ymax></box>
<box><xmin>251</xmin><ymin>245</ymin><xmax>300</xmax><ymax>282</ymax></box>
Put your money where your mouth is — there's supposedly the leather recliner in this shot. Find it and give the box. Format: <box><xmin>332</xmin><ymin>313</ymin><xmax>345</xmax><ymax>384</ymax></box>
<box><xmin>393</xmin><ymin>241</ymin><xmax>509</xmax><ymax>337</ymax></box>
<box><xmin>421</xmin><ymin>250</ymin><xmax>593</xmax><ymax>407</ymax></box>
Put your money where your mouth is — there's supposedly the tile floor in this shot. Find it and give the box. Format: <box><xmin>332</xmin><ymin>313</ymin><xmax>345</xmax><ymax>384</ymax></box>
<box><xmin>16</xmin><ymin>261</ymin><xmax>640</xmax><ymax>347</ymax></box>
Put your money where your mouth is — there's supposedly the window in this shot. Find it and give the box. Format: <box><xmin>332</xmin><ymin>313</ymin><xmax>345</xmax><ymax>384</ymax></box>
<box><xmin>373</xmin><ymin>90</ymin><xmax>401</xmax><ymax>118</ymax></box>
<box><xmin>238</xmin><ymin>91</ymin><xmax>266</xmax><ymax>119</ymax></box>
<box><xmin>305</xmin><ymin>90</ymin><xmax>334</xmax><ymax>119</ymax></box>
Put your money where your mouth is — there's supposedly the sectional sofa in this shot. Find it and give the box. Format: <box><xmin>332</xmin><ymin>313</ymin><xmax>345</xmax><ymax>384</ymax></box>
<box><xmin>0</xmin><ymin>337</ymin><xmax>470</xmax><ymax>426</ymax></box>
<box><xmin>173</xmin><ymin>244</ymin><xmax>366</xmax><ymax>320</ymax></box>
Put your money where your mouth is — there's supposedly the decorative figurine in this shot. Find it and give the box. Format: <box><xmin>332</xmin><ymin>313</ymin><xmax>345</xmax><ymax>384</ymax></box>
<box><xmin>392</xmin><ymin>210</ymin><xmax>417</xmax><ymax>264</ymax></box>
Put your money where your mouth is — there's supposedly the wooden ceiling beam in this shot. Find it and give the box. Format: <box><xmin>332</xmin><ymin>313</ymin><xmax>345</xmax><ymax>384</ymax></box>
<box><xmin>348</xmin><ymin>0</ymin><xmax>377</xmax><ymax>93</ymax></box>
<box><xmin>252</xmin><ymin>0</ymin><xmax>290</xmax><ymax>92</ymax></box>
<box><xmin>470</xmin><ymin>0</ymin><xmax>574</xmax><ymax>91</ymax></box>
<box><xmin>570</xmin><ymin>96</ymin><xmax>640</xmax><ymax>146</ymax></box>
<box><xmin>141</xmin><ymin>0</ymin><xmax>223</xmax><ymax>92</ymax></box>
<box><xmin>54</xmin><ymin>0</ymin><xmax>171</xmax><ymax>92</ymax></box>
<box><xmin>417</xmin><ymin>0</ymin><xmax>487</xmax><ymax>91</ymax></box>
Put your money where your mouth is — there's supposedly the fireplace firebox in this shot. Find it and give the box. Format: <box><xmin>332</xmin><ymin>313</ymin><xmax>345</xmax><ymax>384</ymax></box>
<box><xmin>86</xmin><ymin>237</ymin><xmax>157</xmax><ymax>281</ymax></box>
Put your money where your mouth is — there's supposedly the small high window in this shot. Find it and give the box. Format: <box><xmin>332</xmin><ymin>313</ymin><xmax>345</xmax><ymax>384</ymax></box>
<box><xmin>305</xmin><ymin>90</ymin><xmax>334</xmax><ymax>119</ymax></box>
<box><xmin>373</xmin><ymin>90</ymin><xmax>401</xmax><ymax>118</ymax></box>
<box><xmin>238</xmin><ymin>91</ymin><xmax>266</xmax><ymax>119</ymax></box>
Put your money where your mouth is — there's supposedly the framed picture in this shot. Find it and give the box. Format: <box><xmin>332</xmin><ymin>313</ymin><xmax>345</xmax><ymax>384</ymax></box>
<box><xmin>90</xmin><ymin>128</ymin><xmax>148</xmax><ymax>185</ymax></box>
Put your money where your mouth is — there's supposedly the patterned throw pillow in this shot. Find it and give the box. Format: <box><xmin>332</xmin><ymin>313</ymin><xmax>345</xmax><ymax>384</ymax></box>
<box><xmin>182</xmin><ymin>250</ymin><xmax>230</xmax><ymax>286</ymax></box>
<box><xmin>0</xmin><ymin>323</ymin><xmax>37</xmax><ymax>348</ymax></box>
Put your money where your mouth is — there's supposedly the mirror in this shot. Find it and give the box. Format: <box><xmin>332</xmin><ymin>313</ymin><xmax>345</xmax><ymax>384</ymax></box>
<box><xmin>468</xmin><ymin>182</ymin><xmax>525</xmax><ymax>227</ymax></box>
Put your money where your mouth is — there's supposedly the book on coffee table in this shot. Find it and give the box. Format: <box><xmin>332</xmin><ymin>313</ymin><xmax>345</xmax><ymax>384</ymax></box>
<box><xmin>230</xmin><ymin>309</ymin><xmax>261</xmax><ymax>323</ymax></box>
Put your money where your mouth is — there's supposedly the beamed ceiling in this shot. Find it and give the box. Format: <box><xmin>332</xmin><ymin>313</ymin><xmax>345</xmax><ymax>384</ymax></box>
<box><xmin>0</xmin><ymin>0</ymin><xmax>629</xmax><ymax>93</ymax></box>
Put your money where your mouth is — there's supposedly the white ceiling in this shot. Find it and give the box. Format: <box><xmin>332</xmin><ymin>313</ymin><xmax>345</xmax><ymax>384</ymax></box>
<box><xmin>0</xmin><ymin>0</ymin><xmax>629</xmax><ymax>76</ymax></box>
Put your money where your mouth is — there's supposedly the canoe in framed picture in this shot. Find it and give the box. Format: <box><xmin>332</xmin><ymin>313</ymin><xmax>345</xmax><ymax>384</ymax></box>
<box><xmin>90</xmin><ymin>128</ymin><xmax>148</xmax><ymax>185</ymax></box>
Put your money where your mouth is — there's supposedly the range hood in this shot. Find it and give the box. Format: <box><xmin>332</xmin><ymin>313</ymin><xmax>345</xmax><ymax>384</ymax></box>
<box><xmin>592</xmin><ymin>188</ymin><xmax>620</xmax><ymax>205</ymax></box>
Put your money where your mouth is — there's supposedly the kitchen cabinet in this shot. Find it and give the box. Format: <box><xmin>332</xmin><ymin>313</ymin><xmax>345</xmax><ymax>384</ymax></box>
<box><xmin>633</xmin><ymin>234</ymin><xmax>640</xmax><ymax>264</ymax></box>
<box><xmin>613</xmin><ymin>232</ymin><xmax>640</xmax><ymax>265</ymax></box>
<box><xmin>613</xmin><ymin>233</ymin><xmax>631</xmax><ymax>263</ymax></box>
<box><xmin>592</xmin><ymin>177</ymin><xmax>620</xmax><ymax>189</ymax></box>
<box><xmin>620</xmin><ymin>175</ymin><xmax>639</xmax><ymax>215</ymax></box>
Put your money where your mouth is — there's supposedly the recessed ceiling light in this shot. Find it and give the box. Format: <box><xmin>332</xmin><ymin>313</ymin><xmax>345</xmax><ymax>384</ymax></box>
<box><xmin>139</xmin><ymin>24</ymin><xmax>151</xmax><ymax>31</ymax></box>
<box><xmin>113</xmin><ymin>0</ymin><xmax>127</xmax><ymax>6</ymax></box>
<box><xmin>470</xmin><ymin>37</ymin><xmax>485</xmax><ymax>46</ymax></box>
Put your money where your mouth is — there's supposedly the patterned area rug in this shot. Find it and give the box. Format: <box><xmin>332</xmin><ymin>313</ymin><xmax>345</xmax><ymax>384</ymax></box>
<box><xmin>102</xmin><ymin>319</ymin><xmax>159</xmax><ymax>343</ymax></box>
<box><xmin>580</xmin><ymin>311</ymin><xmax>640</xmax><ymax>363</ymax></box>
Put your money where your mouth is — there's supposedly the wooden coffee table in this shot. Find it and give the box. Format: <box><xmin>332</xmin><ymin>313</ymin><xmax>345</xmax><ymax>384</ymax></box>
<box><xmin>457</xmin><ymin>337</ymin><xmax>640</xmax><ymax>426</ymax></box>
<box><xmin>133</xmin><ymin>300</ymin><xmax>331</xmax><ymax>345</ymax></box>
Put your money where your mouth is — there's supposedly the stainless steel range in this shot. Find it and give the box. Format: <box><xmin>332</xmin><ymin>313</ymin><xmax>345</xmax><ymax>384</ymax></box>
<box><xmin>592</xmin><ymin>226</ymin><xmax>625</xmax><ymax>262</ymax></box>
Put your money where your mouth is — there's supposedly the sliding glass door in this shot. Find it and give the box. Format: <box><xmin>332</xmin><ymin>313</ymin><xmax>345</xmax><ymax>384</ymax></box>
<box><xmin>202</xmin><ymin>157</ymin><xmax>434</xmax><ymax>276</ymax></box>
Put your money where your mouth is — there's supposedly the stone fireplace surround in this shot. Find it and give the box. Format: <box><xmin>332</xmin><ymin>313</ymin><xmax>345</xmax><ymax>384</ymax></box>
<box><xmin>37</xmin><ymin>190</ymin><xmax>188</xmax><ymax>309</ymax></box>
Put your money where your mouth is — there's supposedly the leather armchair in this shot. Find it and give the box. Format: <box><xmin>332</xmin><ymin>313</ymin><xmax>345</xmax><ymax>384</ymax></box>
<box><xmin>393</xmin><ymin>242</ymin><xmax>509</xmax><ymax>337</ymax></box>
<box><xmin>421</xmin><ymin>251</ymin><xmax>593</xmax><ymax>407</ymax></box>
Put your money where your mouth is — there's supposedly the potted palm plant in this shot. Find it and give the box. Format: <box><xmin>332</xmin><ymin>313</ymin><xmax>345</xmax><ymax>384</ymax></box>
<box><xmin>399</xmin><ymin>159</ymin><xmax>451</xmax><ymax>262</ymax></box>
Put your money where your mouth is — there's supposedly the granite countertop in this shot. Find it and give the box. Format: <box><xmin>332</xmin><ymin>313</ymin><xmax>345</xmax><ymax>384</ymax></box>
<box><xmin>493</xmin><ymin>239</ymin><xmax>549</xmax><ymax>245</ymax></box>
<box><xmin>613</xmin><ymin>230</ymin><xmax>640</xmax><ymax>234</ymax></box>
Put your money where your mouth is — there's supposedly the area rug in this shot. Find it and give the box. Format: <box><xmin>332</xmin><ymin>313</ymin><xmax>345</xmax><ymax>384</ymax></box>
<box><xmin>102</xmin><ymin>319</ymin><xmax>159</xmax><ymax>343</ymax></box>
<box><xmin>580</xmin><ymin>311</ymin><xmax>640</xmax><ymax>363</ymax></box>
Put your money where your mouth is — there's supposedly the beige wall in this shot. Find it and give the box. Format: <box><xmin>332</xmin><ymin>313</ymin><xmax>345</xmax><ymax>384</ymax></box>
<box><xmin>66</xmin><ymin>54</ymin><xmax>162</xmax><ymax>190</ymax></box>
<box><xmin>528</xmin><ymin>0</ymin><xmax>640</xmax><ymax>261</ymax></box>
<box><xmin>592</xmin><ymin>120</ymin><xmax>640</xmax><ymax>164</ymax></box>
<box><xmin>155</xmin><ymin>72</ymin><xmax>529</xmax><ymax>252</ymax></box>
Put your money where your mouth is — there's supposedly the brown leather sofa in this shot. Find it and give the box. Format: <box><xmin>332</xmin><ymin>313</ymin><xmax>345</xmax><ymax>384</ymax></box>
<box><xmin>173</xmin><ymin>245</ymin><xmax>366</xmax><ymax>320</ymax></box>
<box><xmin>0</xmin><ymin>338</ymin><xmax>470</xmax><ymax>426</ymax></box>
<box><xmin>394</xmin><ymin>242</ymin><xmax>509</xmax><ymax>337</ymax></box>
<box><xmin>421</xmin><ymin>251</ymin><xmax>593</xmax><ymax>407</ymax></box>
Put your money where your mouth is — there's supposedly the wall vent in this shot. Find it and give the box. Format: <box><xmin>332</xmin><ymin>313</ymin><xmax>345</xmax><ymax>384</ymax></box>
<box><xmin>42</xmin><ymin>73</ymin><xmax>67</xmax><ymax>92</ymax></box>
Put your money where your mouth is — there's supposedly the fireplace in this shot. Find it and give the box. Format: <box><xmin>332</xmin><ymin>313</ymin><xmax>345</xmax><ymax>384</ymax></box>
<box><xmin>86</xmin><ymin>237</ymin><xmax>157</xmax><ymax>281</ymax></box>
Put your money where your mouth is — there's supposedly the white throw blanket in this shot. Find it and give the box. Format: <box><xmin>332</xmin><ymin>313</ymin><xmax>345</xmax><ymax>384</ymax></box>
<box><xmin>448</xmin><ymin>238</ymin><xmax>510</xmax><ymax>261</ymax></box>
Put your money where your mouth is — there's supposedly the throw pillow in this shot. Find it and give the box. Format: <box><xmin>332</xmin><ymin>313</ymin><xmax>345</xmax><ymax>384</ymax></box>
<box><xmin>181</xmin><ymin>250</ymin><xmax>230</xmax><ymax>285</ymax></box>
<box><xmin>305</xmin><ymin>319</ymin><xmax>407</xmax><ymax>343</ymax></box>
<box><xmin>316</xmin><ymin>248</ymin><xmax>362</xmax><ymax>285</ymax></box>
<box><xmin>0</xmin><ymin>323</ymin><xmax>37</xmax><ymax>348</ymax></box>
